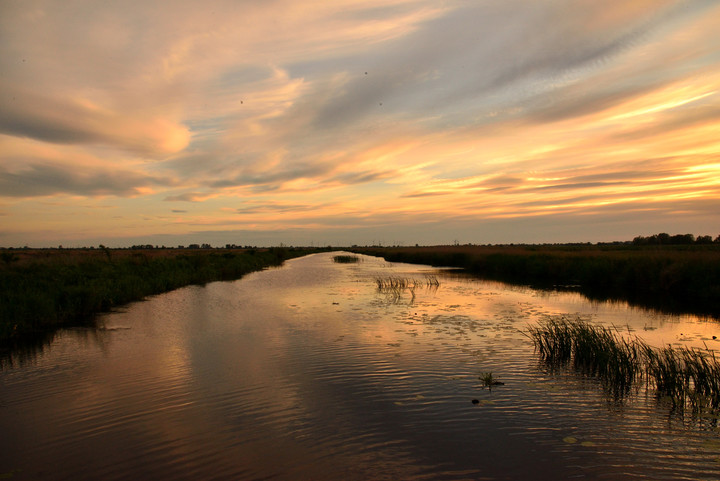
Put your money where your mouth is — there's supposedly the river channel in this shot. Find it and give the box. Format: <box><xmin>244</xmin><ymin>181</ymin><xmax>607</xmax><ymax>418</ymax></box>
<box><xmin>2</xmin><ymin>252</ymin><xmax>720</xmax><ymax>480</ymax></box>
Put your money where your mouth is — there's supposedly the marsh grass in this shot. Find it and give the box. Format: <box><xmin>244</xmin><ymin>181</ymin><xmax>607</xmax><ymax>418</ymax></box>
<box><xmin>374</xmin><ymin>275</ymin><xmax>440</xmax><ymax>302</ymax></box>
<box><xmin>353</xmin><ymin>245</ymin><xmax>720</xmax><ymax>318</ymax></box>
<box><xmin>333</xmin><ymin>255</ymin><xmax>360</xmax><ymax>263</ymax></box>
<box><xmin>528</xmin><ymin>317</ymin><xmax>720</xmax><ymax>413</ymax></box>
<box><xmin>0</xmin><ymin>248</ymin><xmax>312</xmax><ymax>345</ymax></box>
<box><xmin>375</xmin><ymin>275</ymin><xmax>439</xmax><ymax>291</ymax></box>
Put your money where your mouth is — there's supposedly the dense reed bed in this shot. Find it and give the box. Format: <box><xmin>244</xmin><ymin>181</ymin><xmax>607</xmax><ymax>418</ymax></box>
<box><xmin>353</xmin><ymin>244</ymin><xmax>720</xmax><ymax>318</ymax></box>
<box><xmin>0</xmin><ymin>247</ymin><xmax>310</xmax><ymax>345</ymax></box>
<box><xmin>528</xmin><ymin>317</ymin><xmax>720</xmax><ymax>412</ymax></box>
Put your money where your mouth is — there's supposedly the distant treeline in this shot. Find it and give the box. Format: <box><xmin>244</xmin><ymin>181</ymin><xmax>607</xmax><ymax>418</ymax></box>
<box><xmin>352</xmin><ymin>237</ymin><xmax>720</xmax><ymax>318</ymax></box>
<box><xmin>632</xmin><ymin>233</ymin><xmax>719</xmax><ymax>245</ymax></box>
<box><xmin>0</xmin><ymin>247</ymin><xmax>313</xmax><ymax>346</ymax></box>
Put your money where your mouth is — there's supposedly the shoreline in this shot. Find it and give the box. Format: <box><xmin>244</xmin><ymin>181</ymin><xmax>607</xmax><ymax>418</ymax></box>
<box><xmin>0</xmin><ymin>247</ymin><xmax>318</xmax><ymax>347</ymax></box>
<box><xmin>351</xmin><ymin>244</ymin><xmax>720</xmax><ymax>319</ymax></box>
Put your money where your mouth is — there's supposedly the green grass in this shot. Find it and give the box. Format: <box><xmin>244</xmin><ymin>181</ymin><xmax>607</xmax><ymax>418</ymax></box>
<box><xmin>0</xmin><ymin>247</ymin><xmax>313</xmax><ymax>346</ymax></box>
<box><xmin>528</xmin><ymin>317</ymin><xmax>720</xmax><ymax>412</ymax></box>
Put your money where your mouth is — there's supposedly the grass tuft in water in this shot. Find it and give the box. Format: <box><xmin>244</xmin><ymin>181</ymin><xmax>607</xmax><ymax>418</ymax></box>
<box><xmin>375</xmin><ymin>276</ymin><xmax>440</xmax><ymax>290</ymax></box>
<box><xmin>374</xmin><ymin>276</ymin><xmax>440</xmax><ymax>303</ymax></box>
<box><xmin>333</xmin><ymin>255</ymin><xmax>360</xmax><ymax>263</ymax></box>
<box><xmin>528</xmin><ymin>317</ymin><xmax>720</xmax><ymax>412</ymax></box>
<box><xmin>479</xmin><ymin>372</ymin><xmax>504</xmax><ymax>389</ymax></box>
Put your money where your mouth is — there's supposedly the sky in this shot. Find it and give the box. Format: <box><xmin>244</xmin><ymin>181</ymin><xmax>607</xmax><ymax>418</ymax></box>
<box><xmin>1</xmin><ymin>0</ymin><xmax>719</xmax><ymax>248</ymax></box>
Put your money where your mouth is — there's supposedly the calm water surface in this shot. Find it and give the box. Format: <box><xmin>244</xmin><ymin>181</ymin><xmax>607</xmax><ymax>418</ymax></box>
<box><xmin>2</xmin><ymin>252</ymin><xmax>720</xmax><ymax>480</ymax></box>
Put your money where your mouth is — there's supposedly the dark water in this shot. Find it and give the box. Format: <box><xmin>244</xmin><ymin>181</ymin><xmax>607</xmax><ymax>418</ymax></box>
<box><xmin>2</xmin><ymin>252</ymin><xmax>720</xmax><ymax>480</ymax></box>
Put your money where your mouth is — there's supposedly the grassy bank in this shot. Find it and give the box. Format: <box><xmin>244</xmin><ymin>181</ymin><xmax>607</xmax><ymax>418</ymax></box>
<box><xmin>352</xmin><ymin>244</ymin><xmax>720</xmax><ymax>318</ymax></box>
<box><xmin>0</xmin><ymin>247</ymin><xmax>311</xmax><ymax>345</ymax></box>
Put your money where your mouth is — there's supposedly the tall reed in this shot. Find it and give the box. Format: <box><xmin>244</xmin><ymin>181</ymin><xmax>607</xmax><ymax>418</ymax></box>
<box><xmin>374</xmin><ymin>275</ymin><xmax>440</xmax><ymax>303</ymax></box>
<box><xmin>375</xmin><ymin>275</ymin><xmax>440</xmax><ymax>291</ymax></box>
<box><xmin>528</xmin><ymin>317</ymin><xmax>720</xmax><ymax>412</ymax></box>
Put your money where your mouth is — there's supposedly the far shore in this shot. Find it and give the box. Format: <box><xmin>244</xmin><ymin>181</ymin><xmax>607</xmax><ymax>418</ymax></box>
<box><xmin>2</xmin><ymin>241</ymin><xmax>719</xmax><ymax>350</ymax></box>
<box><xmin>351</xmin><ymin>243</ymin><xmax>720</xmax><ymax>319</ymax></box>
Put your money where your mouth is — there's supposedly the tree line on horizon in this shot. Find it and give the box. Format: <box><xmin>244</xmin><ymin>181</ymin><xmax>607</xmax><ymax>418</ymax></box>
<box><xmin>631</xmin><ymin>233</ymin><xmax>719</xmax><ymax>245</ymax></box>
<box><xmin>2</xmin><ymin>233</ymin><xmax>720</xmax><ymax>252</ymax></box>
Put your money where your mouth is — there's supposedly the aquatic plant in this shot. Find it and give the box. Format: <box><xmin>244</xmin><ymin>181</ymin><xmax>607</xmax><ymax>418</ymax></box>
<box><xmin>375</xmin><ymin>276</ymin><xmax>413</xmax><ymax>290</ymax></box>
<box><xmin>528</xmin><ymin>317</ymin><xmax>720</xmax><ymax>412</ymax></box>
<box><xmin>375</xmin><ymin>276</ymin><xmax>440</xmax><ymax>290</ymax></box>
<box><xmin>642</xmin><ymin>344</ymin><xmax>720</xmax><ymax>412</ymax></box>
<box><xmin>479</xmin><ymin>372</ymin><xmax>504</xmax><ymax>389</ymax></box>
<box><xmin>333</xmin><ymin>255</ymin><xmax>360</xmax><ymax>263</ymax></box>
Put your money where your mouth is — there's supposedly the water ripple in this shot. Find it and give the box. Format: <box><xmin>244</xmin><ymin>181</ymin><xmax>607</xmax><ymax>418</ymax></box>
<box><xmin>2</xmin><ymin>252</ymin><xmax>720</xmax><ymax>480</ymax></box>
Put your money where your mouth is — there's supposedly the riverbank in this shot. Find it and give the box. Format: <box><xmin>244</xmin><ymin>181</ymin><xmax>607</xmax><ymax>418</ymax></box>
<box><xmin>0</xmin><ymin>247</ymin><xmax>315</xmax><ymax>346</ymax></box>
<box><xmin>351</xmin><ymin>244</ymin><xmax>720</xmax><ymax>318</ymax></box>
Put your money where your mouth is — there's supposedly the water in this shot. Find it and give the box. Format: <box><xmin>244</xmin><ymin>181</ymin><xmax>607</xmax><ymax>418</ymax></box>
<box><xmin>2</xmin><ymin>252</ymin><xmax>720</xmax><ymax>480</ymax></box>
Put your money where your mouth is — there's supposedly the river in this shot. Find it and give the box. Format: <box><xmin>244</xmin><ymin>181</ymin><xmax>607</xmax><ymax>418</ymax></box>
<box><xmin>1</xmin><ymin>252</ymin><xmax>719</xmax><ymax>480</ymax></box>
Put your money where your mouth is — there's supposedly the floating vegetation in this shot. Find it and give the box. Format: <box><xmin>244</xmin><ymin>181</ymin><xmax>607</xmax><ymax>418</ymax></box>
<box><xmin>479</xmin><ymin>372</ymin><xmax>504</xmax><ymax>389</ymax></box>
<box><xmin>333</xmin><ymin>255</ymin><xmax>360</xmax><ymax>263</ymax></box>
<box><xmin>528</xmin><ymin>317</ymin><xmax>720</xmax><ymax>413</ymax></box>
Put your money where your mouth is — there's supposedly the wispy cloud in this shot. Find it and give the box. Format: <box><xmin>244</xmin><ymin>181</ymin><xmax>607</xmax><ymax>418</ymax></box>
<box><xmin>0</xmin><ymin>162</ymin><xmax>169</xmax><ymax>197</ymax></box>
<box><xmin>1</xmin><ymin>0</ymin><xmax>719</xmax><ymax>246</ymax></box>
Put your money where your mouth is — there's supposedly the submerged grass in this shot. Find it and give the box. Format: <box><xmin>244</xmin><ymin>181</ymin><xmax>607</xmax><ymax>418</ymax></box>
<box><xmin>528</xmin><ymin>317</ymin><xmax>720</xmax><ymax>413</ymax></box>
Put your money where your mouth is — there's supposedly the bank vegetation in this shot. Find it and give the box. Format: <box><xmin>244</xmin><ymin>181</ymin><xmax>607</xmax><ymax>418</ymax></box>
<box><xmin>352</xmin><ymin>239</ymin><xmax>720</xmax><ymax>318</ymax></box>
<box><xmin>0</xmin><ymin>247</ymin><xmax>312</xmax><ymax>346</ymax></box>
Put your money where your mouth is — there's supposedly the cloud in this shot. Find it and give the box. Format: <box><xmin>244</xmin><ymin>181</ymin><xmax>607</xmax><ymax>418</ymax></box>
<box><xmin>1</xmin><ymin>1</ymin><xmax>719</xmax><ymax>246</ymax></box>
<box><xmin>401</xmin><ymin>191</ymin><xmax>451</xmax><ymax>198</ymax></box>
<box><xmin>164</xmin><ymin>192</ymin><xmax>212</xmax><ymax>202</ymax></box>
<box><xmin>326</xmin><ymin>169</ymin><xmax>397</xmax><ymax>186</ymax></box>
<box><xmin>286</xmin><ymin>1</ymin><xmax>696</xmax><ymax>132</ymax></box>
<box><xmin>235</xmin><ymin>202</ymin><xmax>330</xmax><ymax>215</ymax></box>
<box><xmin>0</xmin><ymin>84</ymin><xmax>191</xmax><ymax>156</ymax></box>
<box><xmin>0</xmin><ymin>163</ymin><xmax>168</xmax><ymax>198</ymax></box>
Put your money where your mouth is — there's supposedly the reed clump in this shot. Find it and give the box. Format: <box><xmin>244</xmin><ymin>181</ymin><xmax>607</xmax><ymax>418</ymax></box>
<box><xmin>375</xmin><ymin>275</ymin><xmax>440</xmax><ymax>291</ymax></box>
<box><xmin>374</xmin><ymin>275</ymin><xmax>440</xmax><ymax>302</ymax></box>
<box><xmin>528</xmin><ymin>317</ymin><xmax>720</xmax><ymax>412</ymax></box>
<box><xmin>333</xmin><ymin>255</ymin><xmax>360</xmax><ymax>263</ymax></box>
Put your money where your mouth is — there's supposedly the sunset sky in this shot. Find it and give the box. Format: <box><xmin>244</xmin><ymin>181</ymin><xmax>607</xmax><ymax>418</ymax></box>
<box><xmin>2</xmin><ymin>1</ymin><xmax>719</xmax><ymax>247</ymax></box>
